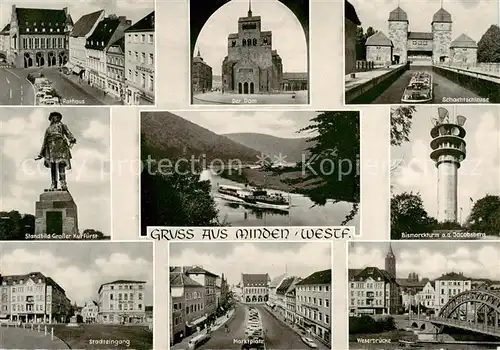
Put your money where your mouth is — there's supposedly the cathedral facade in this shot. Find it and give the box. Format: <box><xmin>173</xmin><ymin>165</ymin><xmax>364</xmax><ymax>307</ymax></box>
<box><xmin>366</xmin><ymin>6</ymin><xmax>477</xmax><ymax>65</ymax></box>
<box><xmin>222</xmin><ymin>3</ymin><xmax>283</xmax><ymax>94</ymax></box>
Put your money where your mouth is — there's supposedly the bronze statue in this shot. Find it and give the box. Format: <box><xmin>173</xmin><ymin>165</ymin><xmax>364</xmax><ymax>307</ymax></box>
<box><xmin>35</xmin><ymin>111</ymin><xmax>76</xmax><ymax>191</ymax></box>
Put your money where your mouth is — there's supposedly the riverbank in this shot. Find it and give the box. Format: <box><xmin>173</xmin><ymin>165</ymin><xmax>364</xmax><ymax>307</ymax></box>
<box><xmin>218</xmin><ymin>167</ymin><xmax>314</xmax><ymax>193</ymax></box>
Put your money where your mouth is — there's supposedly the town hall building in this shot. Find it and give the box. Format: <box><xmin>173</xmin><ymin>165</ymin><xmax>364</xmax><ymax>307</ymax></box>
<box><xmin>222</xmin><ymin>2</ymin><xmax>283</xmax><ymax>94</ymax></box>
<box><xmin>365</xmin><ymin>6</ymin><xmax>477</xmax><ymax>66</ymax></box>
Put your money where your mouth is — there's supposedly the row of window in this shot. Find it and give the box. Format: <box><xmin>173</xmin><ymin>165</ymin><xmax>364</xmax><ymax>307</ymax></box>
<box><xmin>438</xmin><ymin>281</ymin><xmax>470</xmax><ymax>286</ymax></box>
<box><xmin>351</xmin><ymin>298</ymin><xmax>385</xmax><ymax>306</ymax></box>
<box><xmin>352</xmin><ymin>282</ymin><xmax>386</xmax><ymax>289</ymax></box>
<box><xmin>24</xmin><ymin>27</ymin><xmax>63</xmax><ymax>33</ymax></box>
<box><xmin>185</xmin><ymin>302</ymin><xmax>203</xmax><ymax>315</ymax></box>
<box><xmin>108</xmin><ymin>292</ymin><xmax>143</xmax><ymax>300</ymax></box>
<box><xmin>108</xmin><ymin>303</ymin><xmax>143</xmax><ymax>311</ymax></box>
<box><xmin>185</xmin><ymin>292</ymin><xmax>202</xmax><ymax>300</ymax></box>
<box><xmin>298</xmin><ymin>285</ymin><xmax>330</xmax><ymax>292</ymax></box>
<box><xmin>108</xmin><ymin>66</ymin><xmax>124</xmax><ymax>81</ymax></box>
<box><xmin>232</xmin><ymin>37</ymin><xmax>270</xmax><ymax>47</ymax></box>
<box><xmin>9</xmin><ymin>295</ymin><xmax>46</xmax><ymax>302</ymax></box>
<box><xmin>297</xmin><ymin>307</ymin><xmax>330</xmax><ymax>325</ymax></box>
<box><xmin>244</xmin><ymin>288</ymin><xmax>267</xmax><ymax>294</ymax></box>
<box><xmin>11</xmin><ymin>304</ymin><xmax>51</xmax><ymax>312</ymax></box>
<box><xmin>21</xmin><ymin>37</ymin><xmax>64</xmax><ymax>50</ymax></box>
<box><xmin>127</xmin><ymin>33</ymin><xmax>154</xmax><ymax>44</ymax></box>
<box><xmin>127</xmin><ymin>50</ymin><xmax>154</xmax><ymax>65</ymax></box>
<box><xmin>24</xmin><ymin>21</ymin><xmax>62</xmax><ymax>27</ymax></box>
<box><xmin>127</xmin><ymin>69</ymin><xmax>154</xmax><ymax>91</ymax></box>
<box><xmin>298</xmin><ymin>295</ymin><xmax>330</xmax><ymax>308</ymax></box>
<box><xmin>107</xmin><ymin>55</ymin><xmax>125</xmax><ymax>66</ymax></box>
<box><xmin>440</xmin><ymin>288</ymin><xmax>469</xmax><ymax>295</ymax></box>
<box><xmin>411</xmin><ymin>40</ymin><xmax>429</xmax><ymax>45</ymax></box>
<box><xmin>351</xmin><ymin>290</ymin><xmax>385</xmax><ymax>297</ymax></box>
<box><xmin>10</xmin><ymin>285</ymin><xmax>45</xmax><ymax>293</ymax></box>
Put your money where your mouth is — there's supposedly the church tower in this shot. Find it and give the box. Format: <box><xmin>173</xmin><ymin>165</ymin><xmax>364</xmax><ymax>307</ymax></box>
<box><xmin>431</xmin><ymin>6</ymin><xmax>452</xmax><ymax>63</ymax></box>
<box><xmin>385</xmin><ymin>243</ymin><xmax>396</xmax><ymax>278</ymax></box>
<box><xmin>388</xmin><ymin>6</ymin><xmax>408</xmax><ymax>64</ymax></box>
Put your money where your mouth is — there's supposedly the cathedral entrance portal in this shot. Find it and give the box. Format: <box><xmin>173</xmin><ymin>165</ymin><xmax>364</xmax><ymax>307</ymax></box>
<box><xmin>250</xmin><ymin>82</ymin><xmax>254</xmax><ymax>94</ymax></box>
<box><xmin>243</xmin><ymin>82</ymin><xmax>248</xmax><ymax>94</ymax></box>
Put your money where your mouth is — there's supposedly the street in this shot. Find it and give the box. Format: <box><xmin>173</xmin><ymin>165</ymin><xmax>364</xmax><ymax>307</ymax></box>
<box><xmin>373</xmin><ymin>67</ymin><xmax>480</xmax><ymax>104</ymax></box>
<box><xmin>0</xmin><ymin>68</ymin><xmax>35</xmax><ymax>105</ymax></box>
<box><xmin>198</xmin><ymin>304</ymin><xmax>329</xmax><ymax>350</ymax></box>
<box><xmin>0</xmin><ymin>327</ymin><xmax>69</xmax><ymax>349</ymax></box>
<box><xmin>193</xmin><ymin>91</ymin><xmax>308</xmax><ymax>105</ymax></box>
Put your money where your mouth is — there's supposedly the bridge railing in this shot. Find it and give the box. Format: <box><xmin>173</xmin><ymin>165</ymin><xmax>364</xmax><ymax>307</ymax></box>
<box><xmin>436</xmin><ymin>62</ymin><xmax>500</xmax><ymax>79</ymax></box>
<box><xmin>0</xmin><ymin>321</ymin><xmax>56</xmax><ymax>340</ymax></box>
<box><xmin>422</xmin><ymin>316</ymin><xmax>500</xmax><ymax>334</ymax></box>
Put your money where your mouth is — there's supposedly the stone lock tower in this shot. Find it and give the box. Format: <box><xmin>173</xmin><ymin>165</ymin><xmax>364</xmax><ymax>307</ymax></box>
<box><xmin>388</xmin><ymin>6</ymin><xmax>408</xmax><ymax>64</ymax></box>
<box><xmin>430</xmin><ymin>107</ymin><xmax>467</xmax><ymax>223</ymax></box>
<box><xmin>431</xmin><ymin>7</ymin><xmax>452</xmax><ymax>63</ymax></box>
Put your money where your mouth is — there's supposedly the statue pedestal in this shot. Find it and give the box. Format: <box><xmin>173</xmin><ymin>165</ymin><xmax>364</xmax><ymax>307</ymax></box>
<box><xmin>35</xmin><ymin>190</ymin><xmax>78</xmax><ymax>236</ymax></box>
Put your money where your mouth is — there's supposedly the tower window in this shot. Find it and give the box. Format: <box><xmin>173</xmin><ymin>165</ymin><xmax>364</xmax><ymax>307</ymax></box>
<box><xmin>253</xmin><ymin>38</ymin><xmax>257</xmax><ymax>46</ymax></box>
<box><xmin>263</xmin><ymin>38</ymin><xmax>268</xmax><ymax>45</ymax></box>
<box><xmin>231</xmin><ymin>40</ymin><xmax>236</xmax><ymax>47</ymax></box>
<box><xmin>242</xmin><ymin>39</ymin><xmax>246</xmax><ymax>46</ymax></box>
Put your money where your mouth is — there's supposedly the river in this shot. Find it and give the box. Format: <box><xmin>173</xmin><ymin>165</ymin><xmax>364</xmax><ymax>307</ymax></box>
<box><xmin>200</xmin><ymin>170</ymin><xmax>360</xmax><ymax>227</ymax></box>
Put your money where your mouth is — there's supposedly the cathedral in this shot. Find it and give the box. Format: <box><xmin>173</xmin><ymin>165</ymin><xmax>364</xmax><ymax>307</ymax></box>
<box><xmin>221</xmin><ymin>1</ymin><xmax>283</xmax><ymax>94</ymax></box>
<box><xmin>366</xmin><ymin>5</ymin><xmax>477</xmax><ymax>66</ymax></box>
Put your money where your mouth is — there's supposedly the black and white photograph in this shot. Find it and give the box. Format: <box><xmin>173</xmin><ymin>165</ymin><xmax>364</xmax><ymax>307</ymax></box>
<box><xmin>140</xmin><ymin>110</ymin><xmax>360</xmax><ymax>234</ymax></box>
<box><xmin>390</xmin><ymin>105</ymin><xmax>500</xmax><ymax>240</ymax></box>
<box><xmin>169</xmin><ymin>241</ymin><xmax>332</xmax><ymax>349</ymax></box>
<box><xmin>348</xmin><ymin>241</ymin><xmax>500</xmax><ymax>349</ymax></box>
<box><xmin>344</xmin><ymin>0</ymin><xmax>500</xmax><ymax>104</ymax></box>
<box><xmin>0</xmin><ymin>241</ymin><xmax>153</xmax><ymax>350</ymax></box>
<box><xmin>189</xmin><ymin>0</ymin><xmax>309</xmax><ymax>105</ymax></box>
<box><xmin>0</xmin><ymin>107</ymin><xmax>111</xmax><ymax>240</ymax></box>
<box><xmin>0</xmin><ymin>0</ymin><xmax>154</xmax><ymax>106</ymax></box>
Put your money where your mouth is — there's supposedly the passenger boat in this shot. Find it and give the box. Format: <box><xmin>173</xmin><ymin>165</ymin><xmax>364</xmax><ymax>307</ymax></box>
<box><xmin>217</xmin><ymin>184</ymin><xmax>291</xmax><ymax>211</ymax></box>
<box><xmin>401</xmin><ymin>71</ymin><xmax>433</xmax><ymax>103</ymax></box>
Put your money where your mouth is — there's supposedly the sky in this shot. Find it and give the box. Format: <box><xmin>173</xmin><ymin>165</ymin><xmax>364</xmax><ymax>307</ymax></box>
<box><xmin>391</xmin><ymin>105</ymin><xmax>500</xmax><ymax>222</ymax></box>
<box><xmin>169</xmin><ymin>242</ymin><xmax>332</xmax><ymax>286</ymax></box>
<box><xmin>0</xmin><ymin>107</ymin><xmax>111</xmax><ymax>234</ymax></box>
<box><xmin>172</xmin><ymin>110</ymin><xmax>319</xmax><ymax>139</ymax></box>
<box><xmin>0</xmin><ymin>0</ymin><xmax>154</xmax><ymax>29</ymax></box>
<box><xmin>194</xmin><ymin>0</ymin><xmax>308</xmax><ymax>76</ymax></box>
<box><xmin>350</xmin><ymin>0</ymin><xmax>500</xmax><ymax>44</ymax></box>
<box><xmin>349</xmin><ymin>241</ymin><xmax>500</xmax><ymax>281</ymax></box>
<box><xmin>0</xmin><ymin>241</ymin><xmax>154</xmax><ymax>306</ymax></box>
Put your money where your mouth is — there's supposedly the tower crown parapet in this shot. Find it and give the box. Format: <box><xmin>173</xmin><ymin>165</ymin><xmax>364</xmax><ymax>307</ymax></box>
<box><xmin>430</xmin><ymin>107</ymin><xmax>466</xmax><ymax>167</ymax></box>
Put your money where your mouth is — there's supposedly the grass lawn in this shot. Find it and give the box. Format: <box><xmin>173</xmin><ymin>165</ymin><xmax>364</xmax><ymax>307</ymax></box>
<box><xmin>52</xmin><ymin>324</ymin><xmax>152</xmax><ymax>349</ymax></box>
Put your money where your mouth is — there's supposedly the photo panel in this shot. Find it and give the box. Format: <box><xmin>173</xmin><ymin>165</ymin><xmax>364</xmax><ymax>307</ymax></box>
<box><xmin>139</xmin><ymin>110</ymin><xmax>360</xmax><ymax>235</ymax></box>
<box><xmin>0</xmin><ymin>107</ymin><xmax>111</xmax><ymax>240</ymax></box>
<box><xmin>344</xmin><ymin>0</ymin><xmax>500</xmax><ymax>105</ymax></box>
<box><xmin>189</xmin><ymin>0</ymin><xmax>310</xmax><ymax>106</ymax></box>
<box><xmin>0</xmin><ymin>0</ymin><xmax>154</xmax><ymax>106</ymax></box>
<box><xmin>168</xmin><ymin>241</ymin><xmax>333</xmax><ymax>349</ymax></box>
<box><xmin>348</xmin><ymin>241</ymin><xmax>500</xmax><ymax>349</ymax></box>
<box><xmin>390</xmin><ymin>105</ymin><xmax>500</xmax><ymax>240</ymax></box>
<box><xmin>0</xmin><ymin>240</ymin><xmax>154</xmax><ymax>350</ymax></box>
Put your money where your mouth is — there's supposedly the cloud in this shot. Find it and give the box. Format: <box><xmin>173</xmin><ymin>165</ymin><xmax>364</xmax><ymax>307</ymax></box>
<box><xmin>82</xmin><ymin>120</ymin><xmax>111</xmax><ymax>144</ymax></box>
<box><xmin>392</xmin><ymin>106</ymin><xmax>499</xmax><ymax>221</ymax></box>
<box><xmin>195</xmin><ymin>0</ymin><xmax>308</xmax><ymax>76</ymax></box>
<box><xmin>349</xmin><ymin>243</ymin><xmax>500</xmax><ymax>280</ymax></box>
<box><xmin>170</xmin><ymin>242</ymin><xmax>331</xmax><ymax>286</ymax></box>
<box><xmin>0</xmin><ymin>246</ymin><xmax>153</xmax><ymax>305</ymax></box>
<box><xmin>350</xmin><ymin>0</ymin><xmax>498</xmax><ymax>44</ymax></box>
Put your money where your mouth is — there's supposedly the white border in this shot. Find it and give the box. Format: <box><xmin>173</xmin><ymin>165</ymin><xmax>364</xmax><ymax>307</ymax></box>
<box><xmin>166</xmin><ymin>240</ymin><xmax>334</xmax><ymax>348</ymax></box>
<box><xmin>137</xmin><ymin>108</ymin><xmax>362</xmax><ymax>237</ymax></box>
<box><xmin>341</xmin><ymin>1</ymin><xmax>499</xmax><ymax>107</ymax></box>
<box><xmin>187</xmin><ymin>0</ymin><xmax>312</xmax><ymax>108</ymax></box>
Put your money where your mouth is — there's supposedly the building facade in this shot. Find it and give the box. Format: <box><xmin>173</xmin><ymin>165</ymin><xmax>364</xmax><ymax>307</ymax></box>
<box><xmin>296</xmin><ymin>269</ymin><xmax>332</xmax><ymax>345</ymax></box>
<box><xmin>344</xmin><ymin>1</ymin><xmax>361</xmax><ymax>75</ymax></box>
<box><xmin>97</xmin><ymin>279</ymin><xmax>146</xmax><ymax>324</ymax></box>
<box><xmin>276</xmin><ymin>277</ymin><xmax>299</xmax><ymax>318</ymax></box>
<box><xmin>285</xmin><ymin>279</ymin><xmax>300</xmax><ymax>324</ymax></box>
<box><xmin>183</xmin><ymin>266</ymin><xmax>218</xmax><ymax>323</ymax></box>
<box><xmin>386</xmin><ymin>6</ymin><xmax>477</xmax><ymax>64</ymax></box>
<box><xmin>433</xmin><ymin>272</ymin><xmax>471</xmax><ymax>313</ymax></box>
<box><xmin>8</xmin><ymin>5</ymin><xmax>73</xmax><ymax>68</ymax></box>
<box><xmin>81</xmin><ymin>301</ymin><xmax>98</xmax><ymax>323</ymax></box>
<box><xmin>68</xmin><ymin>10</ymin><xmax>104</xmax><ymax>78</ymax></box>
<box><xmin>0</xmin><ymin>272</ymin><xmax>71</xmax><ymax>323</ymax></box>
<box><xmin>418</xmin><ymin>281</ymin><xmax>436</xmax><ymax>308</ymax></box>
<box><xmin>268</xmin><ymin>273</ymin><xmax>286</xmax><ymax>308</ymax></box>
<box><xmin>0</xmin><ymin>24</ymin><xmax>10</xmax><ymax>60</ymax></box>
<box><xmin>281</xmin><ymin>72</ymin><xmax>308</xmax><ymax>91</ymax></box>
<box><xmin>365</xmin><ymin>31</ymin><xmax>393</xmax><ymax>65</ymax></box>
<box><xmin>222</xmin><ymin>4</ymin><xmax>283</xmax><ymax>94</ymax></box>
<box><xmin>450</xmin><ymin>34</ymin><xmax>478</xmax><ymax>65</ymax></box>
<box><xmin>106</xmin><ymin>37</ymin><xmax>125</xmax><ymax>99</ymax></box>
<box><xmin>191</xmin><ymin>49</ymin><xmax>212</xmax><ymax>93</ymax></box>
<box><xmin>242</xmin><ymin>273</ymin><xmax>270</xmax><ymax>304</ymax></box>
<box><xmin>85</xmin><ymin>15</ymin><xmax>131</xmax><ymax>92</ymax></box>
<box><xmin>124</xmin><ymin>11</ymin><xmax>155</xmax><ymax>105</ymax></box>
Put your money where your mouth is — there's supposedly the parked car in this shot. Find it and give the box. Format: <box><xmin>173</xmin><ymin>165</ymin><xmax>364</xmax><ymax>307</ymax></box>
<box><xmin>39</xmin><ymin>96</ymin><xmax>60</xmax><ymax>105</ymax></box>
<box><xmin>301</xmin><ymin>336</ymin><xmax>318</xmax><ymax>348</ymax></box>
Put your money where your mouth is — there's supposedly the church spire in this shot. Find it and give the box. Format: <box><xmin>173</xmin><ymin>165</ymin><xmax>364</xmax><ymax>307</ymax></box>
<box><xmin>248</xmin><ymin>0</ymin><xmax>252</xmax><ymax>17</ymax></box>
<box><xmin>197</xmin><ymin>48</ymin><xmax>201</xmax><ymax>57</ymax></box>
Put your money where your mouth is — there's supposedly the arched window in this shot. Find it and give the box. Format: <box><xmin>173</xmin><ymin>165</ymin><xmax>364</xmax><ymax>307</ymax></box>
<box><xmin>253</xmin><ymin>38</ymin><xmax>257</xmax><ymax>46</ymax></box>
<box><xmin>242</xmin><ymin>39</ymin><xmax>246</xmax><ymax>46</ymax></box>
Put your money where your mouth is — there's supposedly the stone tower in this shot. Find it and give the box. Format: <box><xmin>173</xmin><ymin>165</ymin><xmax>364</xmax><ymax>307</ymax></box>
<box><xmin>430</xmin><ymin>107</ymin><xmax>467</xmax><ymax>223</ymax></box>
<box><xmin>385</xmin><ymin>244</ymin><xmax>396</xmax><ymax>278</ymax></box>
<box><xmin>388</xmin><ymin>6</ymin><xmax>408</xmax><ymax>64</ymax></box>
<box><xmin>431</xmin><ymin>7</ymin><xmax>452</xmax><ymax>63</ymax></box>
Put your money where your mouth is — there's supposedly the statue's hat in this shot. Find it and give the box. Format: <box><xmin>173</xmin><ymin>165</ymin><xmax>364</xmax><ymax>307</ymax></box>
<box><xmin>48</xmin><ymin>111</ymin><xmax>62</xmax><ymax>121</ymax></box>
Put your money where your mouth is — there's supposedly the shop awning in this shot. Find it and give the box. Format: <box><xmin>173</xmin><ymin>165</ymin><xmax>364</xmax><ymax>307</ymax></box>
<box><xmin>186</xmin><ymin>315</ymin><xmax>207</xmax><ymax>327</ymax></box>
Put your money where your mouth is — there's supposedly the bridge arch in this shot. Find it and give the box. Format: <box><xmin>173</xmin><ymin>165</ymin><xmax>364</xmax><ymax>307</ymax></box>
<box><xmin>438</xmin><ymin>290</ymin><xmax>500</xmax><ymax>319</ymax></box>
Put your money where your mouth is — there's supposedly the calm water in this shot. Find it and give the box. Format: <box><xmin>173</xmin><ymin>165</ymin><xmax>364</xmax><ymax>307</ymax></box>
<box><xmin>200</xmin><ymin>170</ymin><xmax>360</xmax><ymax>227</ymax></box>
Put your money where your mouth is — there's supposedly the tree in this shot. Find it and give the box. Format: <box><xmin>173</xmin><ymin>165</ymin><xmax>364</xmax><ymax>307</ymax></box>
<box><xmin>391</xmin><ymin>106</ymin><xmax>416</xmax><ymax>146</ymax></box>
<box><xmin>477</xmin><ymin>25</ymin><xmax>500</xmax><ymax>63</ymax></box>
<box><xmin>467</xmin><ymin>195</ymin><xmax>500</xmax><ymax>235</ymax></box>
<box><xmin>391</xmin><ymin>192</ymin><xmax>433</xmax><ymax>239</ymax></box>
<box><xmin>284</xmin><ymin>111</ymin><xmax>360</xmax><ymax>225</ymax></box>
<box><xmin>355</xmin><ymin>26</ymin><xmax>377</xmax><ymax>61</ymax></box>
<box><xmin>0</xmin><ymin>211</ymin><xmax>34</xmax><ymax>240</ymax></box>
